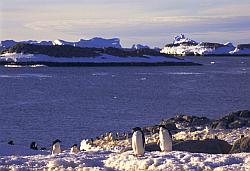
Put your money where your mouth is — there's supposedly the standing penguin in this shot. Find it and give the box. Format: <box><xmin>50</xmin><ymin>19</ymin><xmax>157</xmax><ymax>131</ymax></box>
<box><xmin>70</xmin><ymin>144</ymin><xmax>79</xmax><ymax>154</ymax></box>
<box><xmin>132</xmin><ymin>127</ymin><xmax>145</xmax><ymax>156</ymax></box>
<box><xmin>30</xmin><ymin>141</ymin><xmax>38</xmax><ymax>150</ymax></box>
<box><xmin>158</xmin><ymin>125</ymin><xmax>172</xmax><ymax>152</ymax></box>
<box><xmin>52</xmin><ymin>139</ymin><xmax>61</xmax><ymax>155</ymax></box>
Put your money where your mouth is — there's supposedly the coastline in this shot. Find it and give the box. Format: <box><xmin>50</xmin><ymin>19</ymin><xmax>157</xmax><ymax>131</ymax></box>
<box><xmin>0</xmin><ymin>110</ymin><xmax>249</xmax><ymax>170</ymax></box>
<box><xmin>0</xmin><ymin>61</ymin><xmax>202</xmax><ymax>67</ymax></box>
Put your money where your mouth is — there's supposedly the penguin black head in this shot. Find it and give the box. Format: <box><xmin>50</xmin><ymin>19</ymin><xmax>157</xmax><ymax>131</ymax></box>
<box><xmin>8</xmin><ymin>141</ymin><xmax>14</xmax><ymax>145</ymax></box>
<box><xmin>159</xmin><ymin>125</ymin><xmax>167</xmax><ymax>129</ymax></box>
<box><xmin>241</xmin><ymin>134</ymin><xmax>244</xmax><ymax>138</ymax></box>
<box><xmin>52</xmin><ymin>139</ymin><xmax>61</xmax><ymax>145</ymax></box>
<box><xmin>132</xmin><ymin>127</ymin><xmax>141</xmax><ymax>133</ymax></box>
<box><xmin>71</xmin><ymin>144</ymin><xmax>78</xmax><ymax>148</ymax></box>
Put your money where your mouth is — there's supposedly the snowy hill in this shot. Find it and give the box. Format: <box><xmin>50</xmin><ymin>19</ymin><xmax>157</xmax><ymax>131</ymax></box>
<box><xmin>161</xmin><ymin>34</ymin><xmax>250</xmax><ymax>56</ymax></box>
<box><xmin>0</xmin><ymin>37</ymin><xmax>122</xmax><ymax>50</ymax></box>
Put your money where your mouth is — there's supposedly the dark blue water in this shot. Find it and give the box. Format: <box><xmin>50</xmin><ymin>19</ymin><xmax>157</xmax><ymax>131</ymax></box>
<box><xmin>0</xmin><ymin>56</ymin><xmax>249</xmax><ymax>147</ymax></box>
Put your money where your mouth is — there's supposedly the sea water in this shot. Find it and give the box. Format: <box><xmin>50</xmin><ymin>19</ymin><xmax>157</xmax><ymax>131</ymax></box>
<box><xmin>0</xmin><ymin>56</ymin><xmax>249</xmax><ymax>148</ymax></box>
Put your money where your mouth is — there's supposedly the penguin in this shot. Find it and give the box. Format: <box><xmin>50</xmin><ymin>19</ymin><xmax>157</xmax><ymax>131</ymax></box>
<box><xmin>70</xmin><ymin>144</ymin><xmax>79</xmax><ymax>154</ymax></box>
<box><xmin>158</xmin><ymin>125</ymin><xmax>172</xmax><ymax>152</ymax></box>
<box><xmin>8</xmin><ymin>141</ymin><xmax>14</xmax><ymax>145</ymax></box>
<box><xmin>108</xmin><ymin>132</ymin><xmax>113</xmax><ymax>141</ymax></box>
<box><xmin>30</xmin><ymin>141</ymin><xmax>38</xmax><ymax>150</ymax></box>
<box><xmin>132</xmin><ymin>127</ymin><xmax>145</xmax><ymax>156</ymax></box>
<box><xmin>90</xmin><ymin>138</ymin><xmax>94</xmax><ymax>145</ymax></box>
<box><xmin>52</xmin><ymin>139</ymin><xmax>61</xmax><ymax>155</ymax></box>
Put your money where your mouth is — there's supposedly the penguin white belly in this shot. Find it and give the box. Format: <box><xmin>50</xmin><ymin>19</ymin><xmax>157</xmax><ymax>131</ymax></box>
<box><xmin>70</xmin><ymin>146</ymin><xmax>79</xmax><ymax>154</ymax></box>
<box><xmin>52</xmin><ymin>142</ymin><xmax>61</xmax><ymax>154</ymax></box>
<box><xmin>132</xmin><ymin>131</ymin><xmax>145</xmax><ymax>155</ymax></box>
<box><xmin>159</xmin><ymin>128</ymin><xmax>172</xmax><ymax>152</ymax></box>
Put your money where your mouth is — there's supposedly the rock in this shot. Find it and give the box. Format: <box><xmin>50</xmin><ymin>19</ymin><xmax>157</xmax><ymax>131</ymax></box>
<box><xmin>230</xmin><ymin>137</ymin><xmax>250</xmax><ymax>153</ymax></box>
<box><xmin>210</xmin><ymin>110</ymin><xmax>250</xmax><ymax>129</ymax></box>
<box><xmin>160</xmin><ymin>122</ymin><xmax>178</xmax><ymax>131</ymax></box>
<box><xmin>188</xmin><ymin>127</ymin><xmax>197</xmax><ymax>132</ymax></box>
<box><xmin>143</xmin><ymin>125</ymin><xmax>159</xmax><ymax>134</ymax></box>
<box><xmin>211</xmin><ymin>120</ymin><xmax>228</xmax><ymax>129</ymax></box>
<box><xmin>121</xmin><ymin>139</ymin><xmax>232</xmax><ymax>154</ymax></box>
<box><xmin>161</xmin><ymin>115</ymin><xmax>211</xmax><ymax>128</ymax></box>
<box><xmin>228</xmin><ymin>120</ymin><xmax>246</xmax><ymax>129</ymax></box>
<box><xmin>145</xmin><ymin>143</ymin><xmax>161</xmax><ymax>152</ymax></box>
<box><xmin>120</xmin><ymin>143</ymin><xmax>161</xmax><ymax>153</ymax></box>
<box><xmin>240</xmin><ymin>110</ymin><xmax>250</xmax><ymax>118</ymax></box>
<box><xmin>173</xmin><ymin>139</ymin><xmax>232</xmax><ymax>154</ymax></box>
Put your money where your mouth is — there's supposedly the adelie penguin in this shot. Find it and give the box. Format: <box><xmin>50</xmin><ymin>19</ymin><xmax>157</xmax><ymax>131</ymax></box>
<box><xmin>132</xmin><ymin>127</ymin><xmax>145</xmax><ymax>156</ymax></box>
<box><xmin>70</xmin><ymin>144</ymin><xmax>79</xmax><ymax>154</ymax></box>
<box><xmin>8</xmin><ymin>141</ymin><xmax>14</xmax><ymax>145</ymax></box>
<box><xmin>30</xmin><ymin>141</ymin><xmax>38</xmax><ymax>150</ymax></box>
<box><xmin>52</xmin><ymin>139</ymin><xmax>61</xmax><ymax>155</ymax></box>
<box><xmin>158</xmin><ymin>125</ymin><xmax>172</xmax><ymax>152</ymax></box>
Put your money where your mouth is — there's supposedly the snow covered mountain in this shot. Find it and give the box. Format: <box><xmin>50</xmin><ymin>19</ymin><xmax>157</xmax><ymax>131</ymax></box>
<box><xmin>0</xmin><ymin>37</ymin><xmax>122</xmax><ymax>50</ymax></box>
<box><xmin>161</xmin><ymin>34</ymin><xmax>250</xmax><ymax>56</ymax></box>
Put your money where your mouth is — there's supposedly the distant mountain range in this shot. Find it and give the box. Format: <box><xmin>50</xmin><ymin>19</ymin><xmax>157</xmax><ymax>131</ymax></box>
<box><xmin>161</xmin><ymin>34</ymin><xmax>250</xmax><ymax>56</ymax></box>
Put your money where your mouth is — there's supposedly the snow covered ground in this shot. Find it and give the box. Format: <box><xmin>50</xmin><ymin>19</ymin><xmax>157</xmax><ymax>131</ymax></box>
<box><xmin>0</xmin><ymin>53</ymin><xmax>187</xmax><ymax>63</ymax></box>
<box><xmin>0</xmin><ymin>128</ymin><xmax>249</xmax><ymax>170</ymax></box>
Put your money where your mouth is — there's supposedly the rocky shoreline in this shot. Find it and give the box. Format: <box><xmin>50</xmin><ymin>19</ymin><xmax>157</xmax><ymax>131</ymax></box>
<box><xmin>1</xmin><ymin>110</ymin><xmax>249</xmax><ymax>170</ymax></box>
<box><xmin>92</xmin><ymin>110</ymin><xmax>250</xmax><ymax>154</ymax></box>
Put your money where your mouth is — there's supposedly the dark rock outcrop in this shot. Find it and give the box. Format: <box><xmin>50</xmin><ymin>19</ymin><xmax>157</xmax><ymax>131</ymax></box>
<box><xmin>173</xmin><ymin>139</ymin><xmax>232</xmax><ymax>154</ymax></box>
<box><xmin>230</xmin><ymin>136</ymin><xmax>250</xmax><ymax>153</ymax></box>
<box><xmin>121</xmin><ymin>139</ymin><xmax>232</xmax><ymax>154</ymax></box>
<box><xmin>161</xmin><ymin>114</ymin><xmax>212</xmax><ymax>128</ymax></box>
<box><xmin>143</xmin><ymin>123</ymin><xmax>177</xmax><ymax>135</ymax></box>
<box><xmin>211</xmin><ymin>110</ymin><xmax>250</xmax><ymax>129</ymax></box>
<box><xmin>237</xmin><ymin>44</ymin><xmax>250</xmax><ymax>50</ymax></box>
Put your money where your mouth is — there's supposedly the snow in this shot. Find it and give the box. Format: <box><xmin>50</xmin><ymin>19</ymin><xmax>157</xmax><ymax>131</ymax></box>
<box><xmin>105</xmin><ymin>151</ymin><xmax>250</xmax><ymax>171</ymax></box>
<box><xmin>173</xmin><ymin>34</ymin><xmax>198</xmax><ymax>45</ymax></box>
<box><xmin>0</xmin><ymin>37</ymin><xmax>122</xmax><ymax>49</ymax></box>
<box><xmin>161</xmin><ymin>42</ymin><xmax>236</xmax><ymax>56</ymax></box>
<box><xmin>0</xmin><ymin>53</ymin><xmax>186</xmax><ymax>63</ymax></box>
<box><xmin>132</xmin><ymin>44</ymin><xmax>150</xmax><ymax>49</ymax></box>
<box><xmin>0</xmin><ymin>144</ymin><xmax>249</xmax><ymax>170</ymax></box>
<box><xmin>0</xmin><ymin>144</ymin><xmax>49</xmax><ymax>156</ymax></box>
<box><xmin>161</xmin><ymin>34</ymin><xmax>250</xmax><ymax>56</ymax></box>
<box><xmin>0</xmin><ymin>127</ymin><xmax>249</xmax><ymax>170</ymax></box>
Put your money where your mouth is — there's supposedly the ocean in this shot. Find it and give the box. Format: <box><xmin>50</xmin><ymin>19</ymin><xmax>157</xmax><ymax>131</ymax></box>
<box><xmin>0</xmin><ymin>56</ymin><xmax>249</xmax><ymax>148</ymax></box>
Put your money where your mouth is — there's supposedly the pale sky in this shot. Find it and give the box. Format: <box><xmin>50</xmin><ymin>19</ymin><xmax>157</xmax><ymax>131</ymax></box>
<box><xmin>0</xmin><ymin>0</ymin><xmax>250</xmax><ymax>47</ymax></box>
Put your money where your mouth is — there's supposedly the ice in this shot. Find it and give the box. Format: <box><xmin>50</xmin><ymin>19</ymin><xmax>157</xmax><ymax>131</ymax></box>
<box><xmin>0</xmin><ymin>37</ymin><xmax>122</xmax><ymax>49</ymax></box>
<box><xmin>161</xmin><ymin>34</ymin><xmax>250</xmax><ymax>56</ymax></box>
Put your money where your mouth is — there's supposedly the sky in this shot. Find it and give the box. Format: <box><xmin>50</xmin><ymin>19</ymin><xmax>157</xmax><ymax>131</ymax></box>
<box><xmin>0</xmin><ymin>0</ymin><xmax>250</xmax><ymax>47</ymax></box>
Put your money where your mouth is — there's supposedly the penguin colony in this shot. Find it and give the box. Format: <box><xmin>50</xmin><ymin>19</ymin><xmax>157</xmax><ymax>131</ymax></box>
<box><xmin>7</xmin><ymin>125</ymin><xmax>173</xmax><ymax>156</ymax></box>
